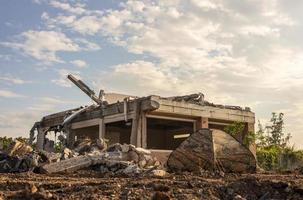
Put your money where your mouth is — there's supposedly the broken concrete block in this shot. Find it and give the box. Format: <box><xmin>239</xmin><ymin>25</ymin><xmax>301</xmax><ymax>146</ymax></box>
<box><xmin>73</xmin><ymin>138</ymin><xmax>92</xmax><ymax>154</ymax></box>
<box><xmin>106</xmin><ymin>143</ymin><xmax>122</xmax><ymax>152</ymax></box>
<box><xmin>135</xmin><ymin>147</ymin><xmax>151</xmax><ymax>155</ymax></box>
<box><xmin>39</xmin><ymin>155</ymin><xmax>103</xmax><ymax>174</ymax></box>
<box><xmin>62</xmin><ymin>148</ymin><xmax>73</xmax><ymax>160</ymax></box>
<box><xmin>103</xmin><ymin>151</ymin><xmax>122</xmax><ymax>160</ymax></box>
<box><xmin>121</xmin><ymin>144</ymin><xmax>130</xmax><ymax>153</ymax></box>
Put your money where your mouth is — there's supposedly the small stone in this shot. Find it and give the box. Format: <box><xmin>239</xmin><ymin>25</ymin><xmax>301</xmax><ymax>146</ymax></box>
<box><xmin>154</xmin><ymin>160</ymin><xmax>161</xmax><ymax>166</ymax></box>
<box><xmin>234</xmin><ymin>194</ymin><xmax>246</xmax><ymax>200</ymax></box>
<box><xmin>123</xmin><ymin>164</ymin><xmax>140</xmax><ymax>175</ymax></box>
<box><xmin>30</xmin><ymin>184</ymin><xmax>37</xmax><ymax>193</ymax></box>
<box><xmin>151</xmin><ymin>169</ymin><xmax>166</xmax><ymax>177</ymax></box>
<box><xmin>227</xmin><ymin>188</ymin><xmax>234</xmax><ymax>195</ymax></box>
<box><xmin>46</xmin><ymin>192</ymin><xmax>53</xmax><ymax>198</ymax></box>
<box><xmin>285</xmin><ymin>186</ymin><xmax>291</xmax><ymax>193</ymax></box>
<box><xmin>219</xmin><ymin>171</ymin><xmax>225</xmax><ymax>177</ymax></box>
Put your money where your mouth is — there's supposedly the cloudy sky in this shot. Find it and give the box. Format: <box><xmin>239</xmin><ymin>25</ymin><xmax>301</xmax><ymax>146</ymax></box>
<box><xmin>1</xmin><ymin>0</ymin><xmax>303</xmax><ymax>148</ymax></box>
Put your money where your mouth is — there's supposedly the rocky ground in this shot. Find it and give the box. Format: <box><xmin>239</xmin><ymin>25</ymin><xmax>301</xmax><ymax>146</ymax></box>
<box><xmin>0</xmin><ymin>171</ymin><xmax>303</xmax><ymax>200</ymax></box>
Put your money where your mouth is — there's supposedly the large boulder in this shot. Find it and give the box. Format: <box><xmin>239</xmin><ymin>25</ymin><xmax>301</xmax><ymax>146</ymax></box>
<box><xmin>167</xmin><ymin>129</ymin><xmax>256</xmax><ymax>173</ymax></box>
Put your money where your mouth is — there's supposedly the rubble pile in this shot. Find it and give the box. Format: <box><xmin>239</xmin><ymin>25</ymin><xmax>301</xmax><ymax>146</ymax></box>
<box><xmin>95</xmin><ymin>143</ymin><xmax>161</xmax><ymax>175</ymax></box>
<box><xmin>0</xmin><ymin>138</ymin><xmax>165</xmax><ymax>177</ymax></box>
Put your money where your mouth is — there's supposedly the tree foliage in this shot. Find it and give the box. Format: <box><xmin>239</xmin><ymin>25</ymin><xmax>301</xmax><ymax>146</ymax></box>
<box><xmin>256</xmin><ymin>112</ymin><xmax>297</xmax><ymax>171</ymax></box>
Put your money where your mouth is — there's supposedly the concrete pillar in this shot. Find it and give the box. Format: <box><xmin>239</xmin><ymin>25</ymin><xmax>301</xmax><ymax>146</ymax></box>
<box><xmin>36</xmin><ymin>128</ymin><xmax>45</xmax><ymax>150</ymax></box>
<box><xmin>130</xmin><ymin>100</ymin><xmax>140</xmax><ymax>146</ymax></box>
<box><xmin>66</xmin><ymin>128</ymin><xmax>75</xmax><ymax>148</ymax></box>
<box><xmin>196</xmin><ymin>117</ymin><xmax>209</xmax><ymax>129</ymax></box>
<box><xmin>141</xmin><ymin>113</ymin><xmax>147</xmax><ymax>148</ymax></box>
<box><xmin>99</xmin><ymin>118</ymin><xmax>105</xmax><ymax>139</ymax></box>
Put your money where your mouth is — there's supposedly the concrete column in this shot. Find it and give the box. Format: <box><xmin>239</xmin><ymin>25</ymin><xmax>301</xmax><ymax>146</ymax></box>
<box><xmin>66</xmin><ymin>127</ymin><xmax>75</xmax><ymax>148</ymax></box>
<box><xmin>130</xmin><ymin>100</ymin><xmax>140</xmax><ymax>146</ymax></box>
<box><xmin>196</xmin><ymin>117</ymin><xmax>209</xmax><ymax>129</ymax></box>
<box><xmin>36</xmin><ymin>128</ymin><xmax>45</xmax><ymax>150</ymax></box>
<box><xmin>99</xmin><ymin>118</ymin><xmax>105</xmax><ymax>139</ymax></box>
<box><xmin>141</xmin><ymin>113</ymin><xmax>147</xmax><ymax>148</ymax></box>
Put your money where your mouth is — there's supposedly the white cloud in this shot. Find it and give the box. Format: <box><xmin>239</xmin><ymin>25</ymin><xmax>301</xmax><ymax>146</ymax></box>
<box><xmin>239</xmin><ymin>25</ymin><xmax>280</xmax><ymax>37</ymax></box>
<box><xmin>71</xmin><ymin>15</ymin><xmax>102</xmax><ymax>35</ymax></box>
<box><xmin>49</xmin><ymin>0</ymin><xmax>86</xmax><ymax>15</ymax></box>
<box><xmin>0</xmin><ymin>89</ymin><xmax>25</xmax><ymax>98</ymax></box>
<box><xmin>70</xmin><ymin>59</ymin><xmax>87</xmax><ymax>68</ymax></box>
<box><xmin>0</xmin><ymin>75</ymin><xmax>31</xmax><ymax>85</ymax></box>
<box><xmin>1</xmin><ymin>30</ymin><xmax>100</xmax><ymax>64</ymax></box>
<box><xmin>1</xmin><ymin>31</ymin><xmax>79</xmax><ymax>63</ymax></box>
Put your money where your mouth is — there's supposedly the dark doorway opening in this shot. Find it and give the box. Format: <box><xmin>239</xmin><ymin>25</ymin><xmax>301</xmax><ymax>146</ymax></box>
<box><xmin>105</xmin><ymin>120</ymin><xmax>132</xmax><ymax>146</ymax></box>
<box><xmin>146</xmin><ymin>117</ymin><xmax>194</xmax><ymax>150</ymax></box>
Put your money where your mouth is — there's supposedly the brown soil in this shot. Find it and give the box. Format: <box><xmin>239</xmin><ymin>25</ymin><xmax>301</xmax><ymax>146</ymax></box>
<box><xmin>0</xmin><ymin>171</ymin><xmax>303</xmax><ymax>200</ymax></box>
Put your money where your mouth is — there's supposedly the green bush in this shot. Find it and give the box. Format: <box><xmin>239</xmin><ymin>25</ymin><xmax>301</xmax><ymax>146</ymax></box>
<box><xmin>257</xmin><ymin>145</ymin><xmax>281</xmax><ymax>170</ymax></box>
<box><xmin>0</xmin><ymin>137</ymin><xmax>14</xmax><ymax>150</ymax></box>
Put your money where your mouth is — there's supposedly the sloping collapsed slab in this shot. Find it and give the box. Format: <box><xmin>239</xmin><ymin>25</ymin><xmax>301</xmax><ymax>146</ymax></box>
<box><xmin>39</xmin><ymin>155</ymin><xmax>104</xmax><ymax>174</ymax></box>
<box><xmin>167</xmin><ymin>129</ymin><xmax>256</xmax><ymax>173</ymax></box>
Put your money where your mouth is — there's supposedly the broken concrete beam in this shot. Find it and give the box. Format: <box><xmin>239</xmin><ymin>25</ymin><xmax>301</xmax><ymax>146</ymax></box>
<box><xmin>39</xmin><ymin>155</ymin><xmax>103</xmax><ymax>174</ymax></box>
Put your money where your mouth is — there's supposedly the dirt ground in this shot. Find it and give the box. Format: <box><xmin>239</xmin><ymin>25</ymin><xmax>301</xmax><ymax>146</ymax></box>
<box><xmin>0</xmin><ymin>170</ymin><xmax>303</xmax><ymax>200</ymax></box>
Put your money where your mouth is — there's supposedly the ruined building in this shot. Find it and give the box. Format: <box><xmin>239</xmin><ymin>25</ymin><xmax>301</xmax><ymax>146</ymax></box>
<box><xmin>29</xmin><ymin>75</ymin><xmax>255</xmax><ymax>161</ymax></box>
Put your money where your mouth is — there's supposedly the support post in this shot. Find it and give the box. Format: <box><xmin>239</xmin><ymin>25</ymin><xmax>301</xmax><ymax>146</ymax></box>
<box><xmin>130</xmin><ymin>100</ymin><xmax>141</xmax><ymax>146</ymax></box>
<box><xmin>141</xmin><ymin>113</ymin><xmax>147</xmax><ymax>148</ymax></box>
<box><xmin>36</xmin><ymin>127</ymin><xmax>46</xmax><ymax>150</ymax></box>
<box><xmin>66</xmin><ymin>127</ymin><xmax>75</xmax><ymax>148</ymax></box>
<box><xmin>99</xmin><ymin>118</ymin><xmax>105</xmax><ymax>139</ymax></box>
<box><xmin>196</xmin><ymin>117</ymin><xmax>209</xmax><ymax>129</ymax></box>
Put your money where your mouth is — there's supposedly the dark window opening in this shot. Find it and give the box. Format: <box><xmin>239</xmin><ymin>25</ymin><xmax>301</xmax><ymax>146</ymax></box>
<box><xmin>105</xmin><ymin>120</ymin><xmax>132</xmax><ymax>146</ymax></box>
<box><xmin>147</xmin><ymin>117</ymin><xmax>194</xmax><ymax>150</ymax></box>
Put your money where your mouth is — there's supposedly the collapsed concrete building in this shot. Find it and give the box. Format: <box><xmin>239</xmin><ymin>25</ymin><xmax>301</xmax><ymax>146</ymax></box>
<box><xmin>29</xmin><ymin>75</ymin><xmax>255</xmax><ymax>164</ymax></box>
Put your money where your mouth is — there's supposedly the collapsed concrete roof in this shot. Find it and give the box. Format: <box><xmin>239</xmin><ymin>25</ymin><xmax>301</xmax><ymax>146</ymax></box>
<box><xmin>29</xmin><ymin>75</ymin><xmax>255</xmax><ymax>155</ymax></box>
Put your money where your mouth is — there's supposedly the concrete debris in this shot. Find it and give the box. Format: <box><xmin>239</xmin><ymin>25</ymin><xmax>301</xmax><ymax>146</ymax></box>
<box><xmin>73</xmin><ymin>138</ymin><xmax>106</xmax><ymax>155</ymax></box>
<box><xmin>168</xmin><ymin>92</ymin><xmax>249</xmax><ymax>111</ymax></box>
<box><xmin>0</xmin><ymin>139</ymin><xmax>163</xmax><ymax>176</ymax></box>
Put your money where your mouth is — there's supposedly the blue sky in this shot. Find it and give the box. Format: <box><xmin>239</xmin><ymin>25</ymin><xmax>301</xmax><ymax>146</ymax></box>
<box><xmin>1</xmin><ymin>0</ymin><xmax>303</xmax><ymax>148</ymax></box>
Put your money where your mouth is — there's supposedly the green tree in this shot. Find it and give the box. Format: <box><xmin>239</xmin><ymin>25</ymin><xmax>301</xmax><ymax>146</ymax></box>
<box><xmin>265</xmin><ymin>112</ymin><xmax>290</xmax><ymax>148</ymax></box>
<box><xmin>255</xmin><ymin>120</ymin><xmax>267</xmax><ymax>148</ymax></box>
<box><xmin>256</xmin><ymin>112</ymin><xmax>293</xmax><ymax>170</ymax></box>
